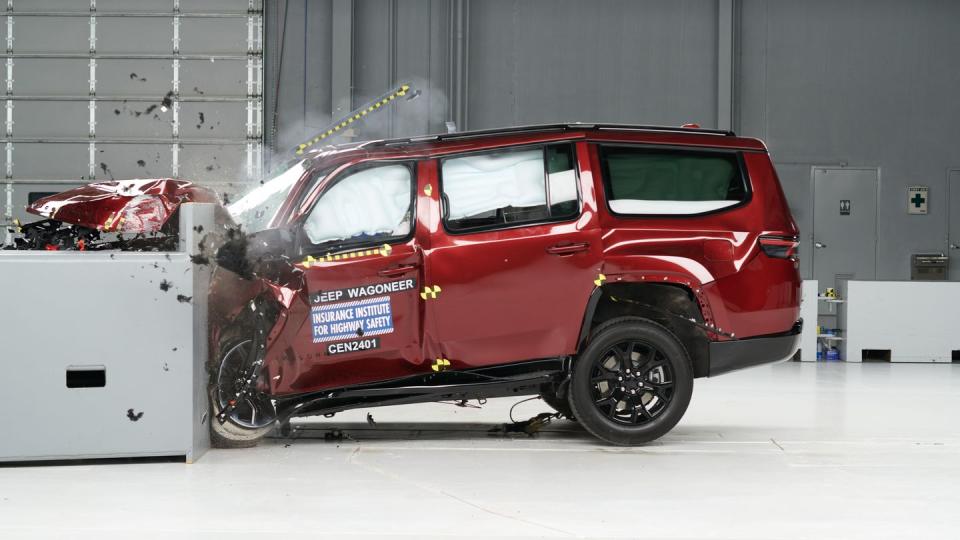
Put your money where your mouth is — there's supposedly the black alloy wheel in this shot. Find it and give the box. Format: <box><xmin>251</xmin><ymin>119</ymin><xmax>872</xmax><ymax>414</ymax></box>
<box><xmin>588</xmin><ymin>339</ymin><xmax>675</xmax><ymax>425</ymax></box>
<box><xmin>569</xmin><ymin>317</ymin><xmax>693</xmax><ymax>445</ymax></box>
<box><xmin>216</xmin><ymin>339</ymin><xmax>276</xmax><ymax>430</ymax></box>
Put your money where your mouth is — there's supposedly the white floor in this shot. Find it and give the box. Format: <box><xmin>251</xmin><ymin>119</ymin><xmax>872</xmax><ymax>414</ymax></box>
<box><xmin>1</xmin><ymin>362</ymin><xmax>958</xmax><ymax>539</ymax></box>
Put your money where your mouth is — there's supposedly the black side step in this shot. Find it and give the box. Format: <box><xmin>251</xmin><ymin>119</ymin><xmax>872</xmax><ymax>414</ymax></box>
<box><xmin>275</xmin><ymin>358</ymin><xmax>567</xmax><ymax>421</ymax></box>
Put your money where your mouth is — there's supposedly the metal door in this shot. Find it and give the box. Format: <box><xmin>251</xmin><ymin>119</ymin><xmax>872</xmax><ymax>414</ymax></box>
<box><xmin>424</xmin><ymin>143</ymin><xmax>603</xmax><ymax>369</ymax></box>
<box><xmin>2</xmin><ymin>1</ymin><xmax>263</xmax><ymax>242</ymax></box>
<box><xmin>949</xmin><ymin>169</ymin><xmax>960</xmax><ymax>280</ymax></box>
<box><xmin>284</xmin><ymin>162</ymin><xmax>424</xmax><ymax>395</ymax></box>
<box><xmin>812</xmin><ymin>167</ymin><xmax>879</xmax><ymax>289</ymax></box>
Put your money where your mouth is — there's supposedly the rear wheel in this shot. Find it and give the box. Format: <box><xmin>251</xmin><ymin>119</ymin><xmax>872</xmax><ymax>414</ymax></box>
<box><xmin>569</xmin><ymin>317</ymin><xmax>693</xmax><ymax>445</ymax></box>
<box><xmin>209</xmin><ymin>338</ymin><xmax>276</xmax><ymax>448</ymax></box>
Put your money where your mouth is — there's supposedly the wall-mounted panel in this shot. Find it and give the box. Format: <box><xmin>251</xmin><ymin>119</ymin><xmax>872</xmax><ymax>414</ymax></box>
<box><xmin>12</xmin><ymin>143</ymin><xmax>88</xmax><ymax>180</ymax></box>
<box><xmin>180</xmin><ymin>58</ymin><xmax>248</xmax><ymax>97</ymax></box>
<box><xmin>96</xmin><ymin>17</ymin><xmax>176</xmax><ymax>55</ymax></box>
<box><xmin>178</xmin><ymin>143</ymin><xmax>245</xmax><ymax>185</ymax></box>
<box><xmin>14</xmin><ymin>101</ymin><xmax>89</xmax><ymax>138</ymax></box>
<box><xmin>95</xmin><ymin>60</ymin><xmax>175</xmax><ymax>98</ymax></box>
<box><xmin>178</xmin><ymin>101</ymin><xmax>246</xmax><ymax>140</ymax></box>
<box><xmin>180</xmin><ymin>17</ymin><xmax>249</xmax><ymax>55</ymax></box>
<box><xmin>96</xmin><ymin>143</ymin><xmax>173</xmax><ymax>180</ymax></box>
<box><xmin>13</xmin><ymin>17</ymin><xmax>88</xmax><ymax>53</ymax></box>
<box><xmin>13</xmin><ymin>59</ymin><xmax>90</xmax><ymax>96</ymax></box>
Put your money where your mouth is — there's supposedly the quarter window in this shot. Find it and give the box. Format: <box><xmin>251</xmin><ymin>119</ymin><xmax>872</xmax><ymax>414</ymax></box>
<box><xmin>441</xmin><ymin>144</ymin><xmax>579</xmax><ymax>232</ymax></box>
<box><xmin>302</xmin><ymin>164</ymin><xmax>414</xmax><ymax>247</ymax></box>
<box><xmin>599</xmin><ymin>146</ymin><xmax>747</xmax><ymax>215</ymax></box>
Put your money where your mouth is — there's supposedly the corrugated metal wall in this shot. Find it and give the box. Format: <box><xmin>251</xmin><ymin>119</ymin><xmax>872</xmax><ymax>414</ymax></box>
<box><xmin>738</xmin><ymin>0</ymin><xmax>960</xmax><ymax>280</ymax></box>
<box><xmin>265</xmin><ymin>0</ymin><xmax>720</xmax><ymax>154</ymax></box>
<box><xmin>2</xmin><ymin>0</ymin><xmax>263</xmax><ymax>228</ymax></box>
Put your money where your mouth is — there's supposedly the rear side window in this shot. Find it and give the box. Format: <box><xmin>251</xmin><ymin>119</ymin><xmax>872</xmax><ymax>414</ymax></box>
<box><xmin>599</xmin><ymin>146</ymin><xmax>747</xmax><ymax>215</ymax></box>
<box><xmin>441</xmin><ymin>143</ymin><xmax>579</xmax><ymax>232</ymax></box>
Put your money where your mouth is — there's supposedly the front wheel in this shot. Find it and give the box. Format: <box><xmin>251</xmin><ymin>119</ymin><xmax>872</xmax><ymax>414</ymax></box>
<box><xmin>569</xmin><ymin>317</ymin><xmax>693</xmax><ymax>445</ymax></box>
<box><xmin>209</xmin><ymin>338</ymin><xmax>277</xmax><ymax>448</ymax></box>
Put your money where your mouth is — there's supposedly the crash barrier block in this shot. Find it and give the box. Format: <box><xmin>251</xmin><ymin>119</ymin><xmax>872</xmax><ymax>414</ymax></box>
<box><xmin>846</xmin><ymin>280</ymin><xmax>960</xmax><ymax>363</ymax></box>
<box><xmin>0</xmin><ymin>203</ymin><xmax>214</xmax><ymax>463</ymax></box>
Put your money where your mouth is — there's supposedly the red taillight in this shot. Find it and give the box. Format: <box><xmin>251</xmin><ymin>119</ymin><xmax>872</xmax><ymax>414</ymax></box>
<box><xmin>758</xmin><ymin>235</ymin><xmax>799</xmax><ymax>260</ymax></box>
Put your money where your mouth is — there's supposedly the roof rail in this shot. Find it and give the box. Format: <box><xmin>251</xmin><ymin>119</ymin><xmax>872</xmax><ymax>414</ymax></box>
<box><xmin>438</xmin><ymin>122</ymin><xmax>735</xmax><ymax>140</ymax></box>
<box><xmin>586</xmin><ymin>123</ymin><xmax>735</xmax><ymax>136</ymax></box>
<box><xmin>391</xmin><ymin>122</ymin><xmax>734</xmax><ymax>144</ymax></box>
<box><xmin>314</xmin><ymin>122</ymin><xmax>737</xmax><ymax>155</ymax></box>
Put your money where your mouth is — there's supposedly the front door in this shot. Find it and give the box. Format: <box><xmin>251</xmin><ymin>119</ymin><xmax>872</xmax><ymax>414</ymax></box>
<box><xmin>812</xmin><ymin>167</ymin><xmax>879</xmax><ymax>290</ymax></box>
<box><xmin>424</xmin><ymin>142</ymin><xmax>602</xmax><ymax>368</ymax></box>
<box><xmin>948</xmin><ymin>169</ymin><xmax>960</xmax><ymax>280</ymax></box>
<box><xmin>289</xmin><ymin>161</ymin><xmax>423</xmax><ymax>393</ymax></box>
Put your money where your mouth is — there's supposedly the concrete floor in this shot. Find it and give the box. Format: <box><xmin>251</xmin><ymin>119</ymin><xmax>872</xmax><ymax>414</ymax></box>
<box><xmin>1</xmin><ymin>362</ymin><xmax>958</xmax><ymax>539</ymax></box>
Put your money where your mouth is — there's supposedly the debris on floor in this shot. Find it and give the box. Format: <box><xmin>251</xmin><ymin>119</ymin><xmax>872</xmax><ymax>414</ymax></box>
<box><xmin>489</xmin><ymin>412</ymin><xmax>561</xmax><ymax>437</ymax></box>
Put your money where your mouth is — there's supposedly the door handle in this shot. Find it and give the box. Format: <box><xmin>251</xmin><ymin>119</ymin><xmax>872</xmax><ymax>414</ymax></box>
<box><xmin>950</xmin><ymin>243</ymin><xmax>960</xmax><ymax>250</ymax></box>
<box><xmin>814</xmin><ymin>242</ymin><xmax>827</xmax><ymax>249</ymax></box>
<box><xmin>546</xmin><ymin>242</ymin><xmax>590</xmax><ymax>255</ymax></box>
<box><xmin>378</xmin><ymin>264</ymin><xmax>419</xmax><ymax>278</ymax></box>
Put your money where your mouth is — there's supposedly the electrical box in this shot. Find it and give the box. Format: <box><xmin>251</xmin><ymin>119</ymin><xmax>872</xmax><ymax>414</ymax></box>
<box><xmin>911</xmin><ymin>253</ymin><xmax>948</xmax><ymax>280</ymax></box>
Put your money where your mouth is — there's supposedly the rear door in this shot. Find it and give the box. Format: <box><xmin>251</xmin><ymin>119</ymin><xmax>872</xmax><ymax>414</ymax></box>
<box><xmin>423</xmin><ymin>142</ymin><xmax>602</xmax><ymax>368</ymax></box>
<box><xmin>288</xmin><ymin>161</ymin><xmax>424</xmax><ymax>393</ymax></box>
<box><xmin>812</xmin><ymin>167</ymin><xmax>879</xmax><ymax>290</ymax></box>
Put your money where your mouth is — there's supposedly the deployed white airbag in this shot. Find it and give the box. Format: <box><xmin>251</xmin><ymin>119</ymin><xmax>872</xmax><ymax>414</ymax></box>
<box><xmin>442</xmin><ymin>150</ymin><xmax>546</xmax><ymax>219</ymax></box>
<box><xmin>304</xmin><ymin>165</ymin><xmax>411</xmax><ymax>244</ymax></box>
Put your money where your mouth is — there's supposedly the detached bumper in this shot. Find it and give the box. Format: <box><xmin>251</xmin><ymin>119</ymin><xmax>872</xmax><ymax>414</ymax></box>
<box><xmin>708</xmin><ymin>320</ymin><xmax>802</xmax><ymax>377</ymax></box>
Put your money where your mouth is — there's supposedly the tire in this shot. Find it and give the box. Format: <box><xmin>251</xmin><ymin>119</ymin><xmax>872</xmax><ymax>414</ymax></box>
<box><xmin>569</xmin><ymin>317</ymin><xmax>693</xmax><ymax>445</ymax></box>
<box><xmin>209</xmin><ymin>337</ymin><xmax>277</xmax><ymax>448</ymax></box>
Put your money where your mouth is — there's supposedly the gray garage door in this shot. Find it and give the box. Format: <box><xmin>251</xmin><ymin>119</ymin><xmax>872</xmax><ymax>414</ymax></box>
<box><xmin>1</xmin><ymin>0</ymin><xmax>262</xmax><ymax>229</ymax></box>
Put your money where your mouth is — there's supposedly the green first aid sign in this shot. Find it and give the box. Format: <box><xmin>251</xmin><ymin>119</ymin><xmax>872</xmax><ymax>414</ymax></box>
<box><xmin>908</xmin><ymin>186</ymin><xmax>929</xmax><ymax>215</ymax></box>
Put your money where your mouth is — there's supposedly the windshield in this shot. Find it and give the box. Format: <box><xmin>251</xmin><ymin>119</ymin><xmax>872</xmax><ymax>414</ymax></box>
<box><xmin>227</xmin><ymin>159</ymin><xmax>309</xmax><ymax>232</ymax></box>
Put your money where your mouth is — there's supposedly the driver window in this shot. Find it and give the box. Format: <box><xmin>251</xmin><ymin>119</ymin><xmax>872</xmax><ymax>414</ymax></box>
<box><xmin>302</xmin><ymin>163</ymin><xmax>414</xmax><ymax>247</ymax></box>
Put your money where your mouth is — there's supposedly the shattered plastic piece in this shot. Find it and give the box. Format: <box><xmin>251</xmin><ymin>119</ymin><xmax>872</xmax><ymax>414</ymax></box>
<box><xmin>190</xmin><ymin>253</ymin><xmax>211</xmax><ymax>265</ymax></box>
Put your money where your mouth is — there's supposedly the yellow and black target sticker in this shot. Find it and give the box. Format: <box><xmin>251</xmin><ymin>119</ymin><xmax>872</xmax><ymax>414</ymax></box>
<box><xmin>302</xmin><ymin>244</ymin><xmax>393</xmax><ymax>268</ymax></box>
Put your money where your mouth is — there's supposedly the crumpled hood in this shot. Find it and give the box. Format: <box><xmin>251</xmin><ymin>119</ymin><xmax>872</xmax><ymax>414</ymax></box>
<box><xmin>26</xmin><ymin>179</ymin><xmax>221</xmax><ymax>233</ymax></box>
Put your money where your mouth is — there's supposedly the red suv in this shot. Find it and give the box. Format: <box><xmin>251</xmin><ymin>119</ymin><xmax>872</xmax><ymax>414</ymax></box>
<box><xmin>204</xmin><ymin>123</ymin><xmax>802</xmax><ymax>447</ymax></box>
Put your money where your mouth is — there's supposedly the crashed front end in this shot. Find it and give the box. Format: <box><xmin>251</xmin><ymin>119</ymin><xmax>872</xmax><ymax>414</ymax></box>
<box><xmin>3</xmin><ymin>161</ymin><xmax>325</xmax><ymax>427</ymax></box>
<box><xmin>7</xmin><ymin>178</ymin><xmax>221</xmax><ymax>251</ymax></box>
